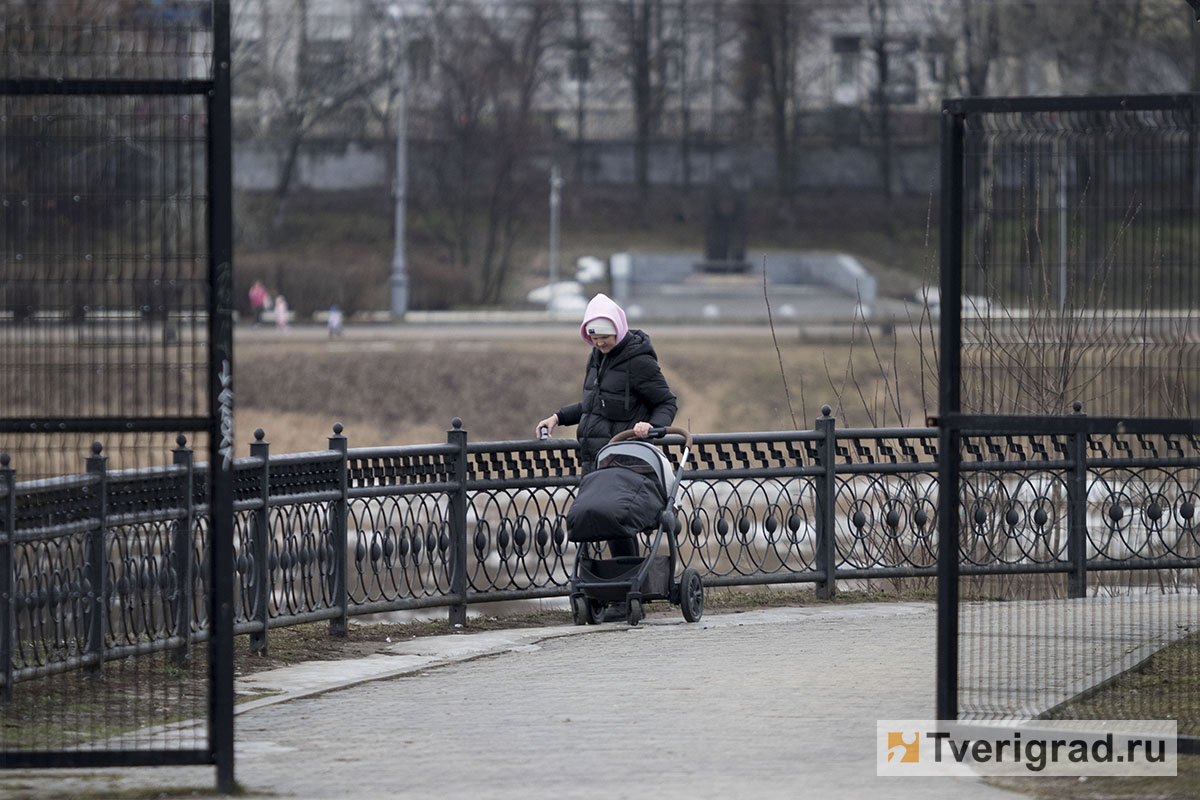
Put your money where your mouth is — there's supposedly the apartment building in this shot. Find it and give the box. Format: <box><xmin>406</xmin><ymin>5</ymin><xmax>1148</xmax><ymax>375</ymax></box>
<box><xmin>224</xmin><ymin>0</ymin><xmax>1194</xmax><ymax>189</ymax></box>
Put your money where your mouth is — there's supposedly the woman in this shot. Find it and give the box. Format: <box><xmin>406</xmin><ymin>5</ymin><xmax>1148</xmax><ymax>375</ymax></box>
<box><xmin>535</xmin><ymin>293</ymin><xmax>677</xmax><ymax>474</ymax></box>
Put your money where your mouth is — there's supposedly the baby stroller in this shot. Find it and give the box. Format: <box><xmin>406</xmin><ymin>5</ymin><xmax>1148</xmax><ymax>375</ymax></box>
<box><xmin>566</xmin><ymin>426</ymin><xmax>703</xmax><ymax>626</ymax></box>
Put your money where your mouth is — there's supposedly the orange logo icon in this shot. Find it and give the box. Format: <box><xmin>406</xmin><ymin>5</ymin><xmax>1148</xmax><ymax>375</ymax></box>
<box><xmin>887</xmin><ymin>731</ymin><xmax>920</xmax><ymax>763</ymax></box>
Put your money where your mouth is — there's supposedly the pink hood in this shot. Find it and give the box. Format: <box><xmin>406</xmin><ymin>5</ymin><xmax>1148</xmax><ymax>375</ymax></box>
<box><xmin>579</xmin><ymin>293</ymin><xmax>629</xmax><ymax>345</ymax></box>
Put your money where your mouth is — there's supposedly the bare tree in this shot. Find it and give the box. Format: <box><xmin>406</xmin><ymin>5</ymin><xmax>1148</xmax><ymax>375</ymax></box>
<box><xmin>1193</xmin><ymin>3</ymin><xmax>1200</xmax><ymax>91</ymax></box>
<box><xmin>409</xmin><ymin>0</ymin><xmax>560</xmax><ymax>305</ymax></box>
<box><xmin>566</xmin><ymin>0</ymin><xmax>590</xmax><ymax>183</ymax></box>
<box><xmin>736</xmin><ymin>0</ymin><xmax>805</xmax><ymax>200</ymax></box>
<box><xmin>602</xmin><ymin>0</ymin><xmax>678</xmax><ymax>204</ymax></box>
<box><xmin>866</xmin><ymin>0</ymin><xmax>894</xmax><ymax>208</ymax></box>
<box><xmin>992</xmin><ymin>1</ymin><xmax>1193</xmax><ymax>95</ymax></box>
<box><xmin>954</xmin><ymin>0</ymin><xmax>1001</xmax><ymax>97</ymax></box>
<box><xmin>234</xmin><ymin>0</ymin><xmax>386</xmax><ymax>237</ymax></box>
<box><xmin>676</xmin><ymin>0</ymin><xmax>695</xmax><ymax>192</ymax></box>
<box><xmin>928</xmin><ymin>0</ymin><xmax>1005</xmax><ymax>293</ymax></box>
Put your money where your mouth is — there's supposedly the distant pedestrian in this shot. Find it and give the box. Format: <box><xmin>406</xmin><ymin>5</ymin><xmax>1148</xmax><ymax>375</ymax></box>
<box><xmin>274</xmin><ymin>294</ymin><xmax>289</xmax><ymax>332</ymax></box>
<box><xmin>328</xmin><ymin>304</ymin><xmax>344</xmax><ymax>338</ymax></box>
<box><xmin>249</xmin><ymin>280</ymin><xmax>269</xmax><ymax>325</ymax></box>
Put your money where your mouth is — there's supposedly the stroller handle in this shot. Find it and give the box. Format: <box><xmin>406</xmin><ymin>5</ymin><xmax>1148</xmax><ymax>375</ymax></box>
<box><xmin>610</xmin><ymin>425</ymin><xmax>692</xmax><ymax>446</ymax></box>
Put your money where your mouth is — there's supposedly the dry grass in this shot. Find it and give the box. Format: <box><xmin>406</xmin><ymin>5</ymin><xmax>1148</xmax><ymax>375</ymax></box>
<box><xmin>232</xmin><ymin>324</ymin><xmax>937</xmax><ymax>454</ymax></box>
<box><xmin>986</xmin><ymin>632</ymin><xmax>1200</xmax><ymax>798</ymax></box>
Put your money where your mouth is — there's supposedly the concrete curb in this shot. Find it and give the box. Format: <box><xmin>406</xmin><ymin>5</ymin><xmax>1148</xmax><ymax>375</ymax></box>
<box><xmin>233</xmin><ymin>626</ymin><xmax>590</xmax><ymax>713</ymax></box>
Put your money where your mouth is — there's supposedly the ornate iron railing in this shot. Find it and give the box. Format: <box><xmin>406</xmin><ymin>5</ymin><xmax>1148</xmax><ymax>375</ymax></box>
<box><xmin>3</xmin><ymin>410</ymin><xmax>1200</xmax><ymax>694</ymax></box>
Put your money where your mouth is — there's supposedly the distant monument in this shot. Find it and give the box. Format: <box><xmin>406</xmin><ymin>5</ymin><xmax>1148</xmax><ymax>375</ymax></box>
<box><xmin>698</xmin><ymin>169</ymin><xmax>750</xmax><ymax>273</ymax></box>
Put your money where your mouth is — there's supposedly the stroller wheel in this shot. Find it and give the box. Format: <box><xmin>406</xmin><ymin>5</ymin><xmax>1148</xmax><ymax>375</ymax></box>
<box><xmin>626</xmin><ymin>598</ymin><xmax>644</xmax><ymax>626</ymax></box>
<box><xmin>680</xmin><ymin>568</ymin><xmax>704</xmax><ymax>623</ymax></box>
<box><xmin>571</xmin><ymin>595</ymin><xmax>589</xmax><ymax>626</ymax></box>
<box><xmin>586</xmin><ymin>598</ymin><xmax>607</xmax><ymax>625</ymax></box>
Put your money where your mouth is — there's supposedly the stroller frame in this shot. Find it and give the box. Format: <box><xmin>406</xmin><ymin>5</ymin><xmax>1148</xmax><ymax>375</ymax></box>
<box><xmin>568</xmin><ymin>426</ymin><xmax>704</xmax><ymax>626</ymax></box>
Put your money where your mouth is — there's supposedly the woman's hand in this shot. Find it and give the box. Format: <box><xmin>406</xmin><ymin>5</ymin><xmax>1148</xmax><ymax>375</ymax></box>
<box><xmin>633</xmin><ymin>421</ymin><xmax>652</xmax><ymax>438</ymax></box>
<box><xmin>535</xmin><ymin>414</ymin><xmax>559</xmax><ymax>438</ymax></box>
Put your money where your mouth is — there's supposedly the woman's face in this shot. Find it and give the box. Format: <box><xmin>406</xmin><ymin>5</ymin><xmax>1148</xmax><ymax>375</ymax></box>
<box><xmin>590</xmin><ymin>334</ymin><xmax>617</xmax><ymax>353</ymax></box>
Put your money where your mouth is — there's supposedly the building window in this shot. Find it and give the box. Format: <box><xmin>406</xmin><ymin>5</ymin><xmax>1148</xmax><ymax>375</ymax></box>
<box><xmin>408</xmin><ymin>36</ymin><xmax>433</xmax><ymax>82</ymax></box>
<box><xmin>301</xmin><ymin>38</ymin><xmax>350</xmax><ymax>88</ymax></box>
<box><xmin>567</xmin><ymin>37</ymin><xmax>590</xmax><ymax>82</ymax></box>
<box><xmin>663</xmin><ymin>39</ymin><xmax>682</xmax><ymax>84</ymax></box>
<box><xmin>925</xmin><ymin>36</ymin><xmax>952</xmax><ymax>84</ymax></box>
<box><xmin>833</xmin><ymin>35</ymin><xmax>860</xmax><ymax>105</ymax></box>
<box><xmin>882</xmin><ymin>38</ymin><xmax>918</xmax><ymax>105</ymax></box>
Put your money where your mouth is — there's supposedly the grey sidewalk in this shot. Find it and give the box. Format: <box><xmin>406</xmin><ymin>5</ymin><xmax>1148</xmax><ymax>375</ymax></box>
<box><xmin>2</xmin><ymin>601</ymin><xmax>1024</xmax><ymax>800</ymax></box>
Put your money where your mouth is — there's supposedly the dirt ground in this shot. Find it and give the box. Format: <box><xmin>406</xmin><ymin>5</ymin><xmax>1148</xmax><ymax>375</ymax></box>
<box><xmin>233</xmin><ymin>321</ymin><xmax>937</xmax><ymax>455</ymax></box>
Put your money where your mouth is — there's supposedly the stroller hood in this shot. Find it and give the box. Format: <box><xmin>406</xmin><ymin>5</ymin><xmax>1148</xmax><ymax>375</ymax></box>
<box><xmin>595</xmin><ymin>440</ymin><xmax>674</xmax><ymax>491</ymax></box>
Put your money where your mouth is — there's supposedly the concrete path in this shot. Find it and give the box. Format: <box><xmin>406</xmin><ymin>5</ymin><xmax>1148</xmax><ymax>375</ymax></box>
<box><xmin>2</xmin><ymin>602</ymin><xmax>1026</xmax><ymax>799</ymax></box>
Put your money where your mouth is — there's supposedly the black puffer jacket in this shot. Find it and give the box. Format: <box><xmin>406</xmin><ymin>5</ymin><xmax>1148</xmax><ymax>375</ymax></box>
<box><xmin>555</xmin><ymin>329</ymin><xmax>677</xmax><ymax>470</ymax></box>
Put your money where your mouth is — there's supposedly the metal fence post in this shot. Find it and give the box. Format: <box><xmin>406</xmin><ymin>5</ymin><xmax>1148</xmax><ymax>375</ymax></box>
<box><xmin>249</xmin><ymin>430</ymin><xmax>271</xmax><ymax>654</ymax></box>
<box><xmin>1</xmin><ymin>453</ymin><xmax>15</xmax><ymax>701</ymax></box>
<box><xmin>172</xmin><ymin>436</ymin><xmax>195</xmax><ymax>666</ymax></box>
<box><xmin>936</xmin><ymin>424</ymin><xmax>962</xmax><ymax>722</ymax></box>
<box><xmin>815</xmin><ymin>406</ymin><xmax>838</xmax><ymax>599</ymax></box>
<box><xmin>1067</xmin><ymin>401</ymin><xmax>1088</xmax><ymax>599</ymax></box>
<box><xmin>447</xmin><ymin>418</ymin><xmax>468</xmax><ymax>626</ymax></box>
<box><xmin>328</xmin><ymin>423</ymin><xmax>348</xmax><ymax>638</ymax></box>
<box><xmin>84</xmin><ymin>442</ymin><xmax>107</xmax><ymax>677</ymax></box>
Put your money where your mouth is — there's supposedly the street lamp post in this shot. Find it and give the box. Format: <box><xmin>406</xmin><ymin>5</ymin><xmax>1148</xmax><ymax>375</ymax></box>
<box><xmin>548</xmin><ymin>164</ymin><xmax>563</xmax><ymax>308</ymax></box>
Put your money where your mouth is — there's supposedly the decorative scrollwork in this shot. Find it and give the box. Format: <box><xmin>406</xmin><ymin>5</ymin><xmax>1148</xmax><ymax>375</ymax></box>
<box><xmin>9</xmin><ymin>427</ymin><xmax>1200</xmax><ymax>687</ymax></box>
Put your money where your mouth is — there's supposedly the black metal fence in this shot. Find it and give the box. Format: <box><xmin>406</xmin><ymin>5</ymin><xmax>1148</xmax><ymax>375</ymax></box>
<box><xmin>937</xmin><ymin>94</ymin><xmax>1200</xmax><ymax>753</ymax></box>
<box><xmin>0</xmin><ymin>1</ymin><xmax>235</xmax><ymax>785</ymax></box>
<box><xmin>4</xmin><ymin>414</ymin><xmax>1199</xmax><ymax>740</ymax></box>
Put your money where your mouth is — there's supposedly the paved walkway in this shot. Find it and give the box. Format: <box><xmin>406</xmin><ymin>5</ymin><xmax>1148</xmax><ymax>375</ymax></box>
<box><xmin>959</xmin><ymin>593</ymin><xmax>1197</xmax><ymax>719</ymax></box>
<box><xmin>2</xmin><ymin>602</ymin><xmax>1027</xmax><ymax>800</ymax></box>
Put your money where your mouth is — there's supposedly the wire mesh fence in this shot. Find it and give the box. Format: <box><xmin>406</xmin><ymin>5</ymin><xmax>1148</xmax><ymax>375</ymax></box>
<box><xmin>957</xmin><ymin>98</ymin><xmax>1200</xmax><ymax>418</ymax></box>
<box><xmin>2</xmin><ymin>3</ymin><xmax>217</xmax><ymax>474</ymax></box>
<box><xmin>1</xmin><ymin>1</ymin><xmax>233</xmax><ymax>781</ymax></box>
<box><xmin>941</xmin><ymin>94</ymin><xmax>1200</xmax><ymax>752</ymax></box>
